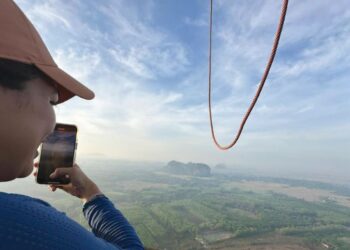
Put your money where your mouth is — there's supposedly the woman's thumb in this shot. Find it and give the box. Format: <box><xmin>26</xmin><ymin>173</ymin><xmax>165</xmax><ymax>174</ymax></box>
<box><xmin>50</xmin><ymin>167</ymin><xmax>72</xmax><ymax>179</ymax></box>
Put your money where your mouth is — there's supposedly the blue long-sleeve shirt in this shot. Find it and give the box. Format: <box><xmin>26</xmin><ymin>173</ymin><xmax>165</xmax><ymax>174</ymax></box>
<box><xmin>0</xmin><ymin>192</ymin><xmax>144</xmax><ymax>250</ymax></box>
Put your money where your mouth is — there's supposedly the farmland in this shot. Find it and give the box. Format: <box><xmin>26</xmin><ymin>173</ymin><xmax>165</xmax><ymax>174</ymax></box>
<box><xmin>57</xmin><ymin>167</ymin><xmax>350</xmax><ymax>250</ymax></box>
<box><xmin>3</xmin><ymin>164</ymin><xmax>350</xmax><ymax>249</ymax></box>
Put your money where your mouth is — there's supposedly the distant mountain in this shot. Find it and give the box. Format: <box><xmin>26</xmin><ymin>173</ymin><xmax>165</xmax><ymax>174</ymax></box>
<box><xmin>163</xmin><ymin>161</ymin><xmax>211</xmax><ymax>177</ymax></box>
<box><xmin>215</xmin><ymin>163</ymin><xmax>228</xmax><ymax>170</ymax></box>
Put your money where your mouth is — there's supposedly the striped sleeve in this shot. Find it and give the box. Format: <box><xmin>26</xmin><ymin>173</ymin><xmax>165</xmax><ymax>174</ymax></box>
<box><xmin>83</xmin><ymin>195</ymin><xmax>144</xmax><ymax>250</ymax></box>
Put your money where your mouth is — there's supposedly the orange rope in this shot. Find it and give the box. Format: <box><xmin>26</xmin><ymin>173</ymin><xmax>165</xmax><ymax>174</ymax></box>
<box><xmin>208</xmin><ymin>0</ymin><xmax>289</xmax><ymax>150</ymax></box>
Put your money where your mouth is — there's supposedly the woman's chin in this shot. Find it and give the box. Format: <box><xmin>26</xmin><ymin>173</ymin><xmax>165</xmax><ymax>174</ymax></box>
<box><xmin>17</xmin><ymin>171</ymin><xmax>32</xmax><ymax>179</ymax></box>
<box><xmin>17</xmin><ymin>161</ymin><xmax>34</xmax><ymax>179</ymax></box>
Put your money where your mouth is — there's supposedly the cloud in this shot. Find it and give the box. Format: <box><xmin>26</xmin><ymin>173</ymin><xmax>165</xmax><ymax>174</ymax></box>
<box><xmin>109</xmin><ymin>42</ymin><xmax>189</xmax><ymax>79</ymax></box>
<box><xmin>184</xmin><ymin>17</ymin><xmax>207</xmax><ymax>27</ymax></box>
<box><xmin>13</xmin><ymin>0</ymin><xmax>350</xmax><ymax>169</ymax></box>
<box><xmin>53</xmin><ymin>48</ymin><xmax>101</xmax><ymax>83</ymax></box>
<box><xmin>296</xmin><ymin>105</ymin><xmax>313</xmax><ymax>114</ymax></box>
<box><xmin>31</xmin><ymin>3</ymin><xmax>71</xmax><ymax>29</ymax></box>
<box><xmin>15</xmin><ymin>0</ymin><xmax>193</xmax><ymax>130</ymax></box>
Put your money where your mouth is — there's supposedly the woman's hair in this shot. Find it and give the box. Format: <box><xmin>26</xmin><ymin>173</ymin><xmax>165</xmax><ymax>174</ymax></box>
<box><xmin>0</xmin><ymin>58</ymin><xmax>45</xmax><ymax>90</ymax></box>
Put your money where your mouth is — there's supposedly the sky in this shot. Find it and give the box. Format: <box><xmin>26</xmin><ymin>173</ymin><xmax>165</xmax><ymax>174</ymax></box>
<box><xmin>14</xmin><ymin>0</ymin><xmax>350</xmax><ymax>172</ymax></box>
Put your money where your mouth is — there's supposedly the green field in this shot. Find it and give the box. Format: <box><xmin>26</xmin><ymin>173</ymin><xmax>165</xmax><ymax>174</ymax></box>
<box><xmin>46</xmin><ymin>168</ymin><xmax>350</xmax><ymax>250</ymax></box>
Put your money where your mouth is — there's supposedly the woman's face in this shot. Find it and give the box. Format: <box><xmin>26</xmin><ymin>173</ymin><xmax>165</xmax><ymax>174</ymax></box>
<box><xmin>0</xmin><ymin>77</ymin><xmax>58</xmax><ymax>181</ymax></box>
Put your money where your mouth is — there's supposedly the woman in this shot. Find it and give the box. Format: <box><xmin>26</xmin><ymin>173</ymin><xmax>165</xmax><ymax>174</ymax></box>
<box><xmin>0</xmin><ymin>0</ymin><xmax>144</xmax><ymax>249</ymax></box>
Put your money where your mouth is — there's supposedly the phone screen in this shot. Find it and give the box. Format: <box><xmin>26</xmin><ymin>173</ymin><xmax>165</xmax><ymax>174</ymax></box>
<box><xmin>37</xmin><ymin>124</ymin><xmax>77</xmax><ymax>184</ymax></box>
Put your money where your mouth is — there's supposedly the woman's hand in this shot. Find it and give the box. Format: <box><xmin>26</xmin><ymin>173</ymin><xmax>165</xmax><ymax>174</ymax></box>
<box><xmin>33</xmin><ymin>163</ymin><xmax>102</xmax><ymax>203</ymax></box>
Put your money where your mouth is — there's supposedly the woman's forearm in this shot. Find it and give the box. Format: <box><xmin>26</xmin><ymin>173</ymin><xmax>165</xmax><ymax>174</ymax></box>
<box><xmin>83</xmin><ymin>195</ymin><xmax>144</xmax><ymax>250</ymax></box>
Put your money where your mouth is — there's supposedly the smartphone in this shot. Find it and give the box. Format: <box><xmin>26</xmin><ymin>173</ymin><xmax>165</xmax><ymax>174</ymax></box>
<box><xmin>36</xmin><ymin>123</ymin><xmax>78</xmax><ymax>185</ymax></box>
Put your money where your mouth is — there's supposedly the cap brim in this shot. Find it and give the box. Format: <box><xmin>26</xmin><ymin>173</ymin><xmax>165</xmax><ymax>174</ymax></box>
<box><xmin>35</xmin><ymin>64</ymin><xmax>95</xmax><ymax>104</ymax></box>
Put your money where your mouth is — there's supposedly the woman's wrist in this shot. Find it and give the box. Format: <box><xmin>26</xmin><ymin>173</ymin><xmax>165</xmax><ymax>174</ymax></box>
<box><xmin>83</xmin><ymin>193</ymin><xmax>105</xmax><ymax>205</ymax></box>
<box><xmin>81</xmin><ymin>182</ymin><xmax>103</xmax><ymax>204</ymax></box>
